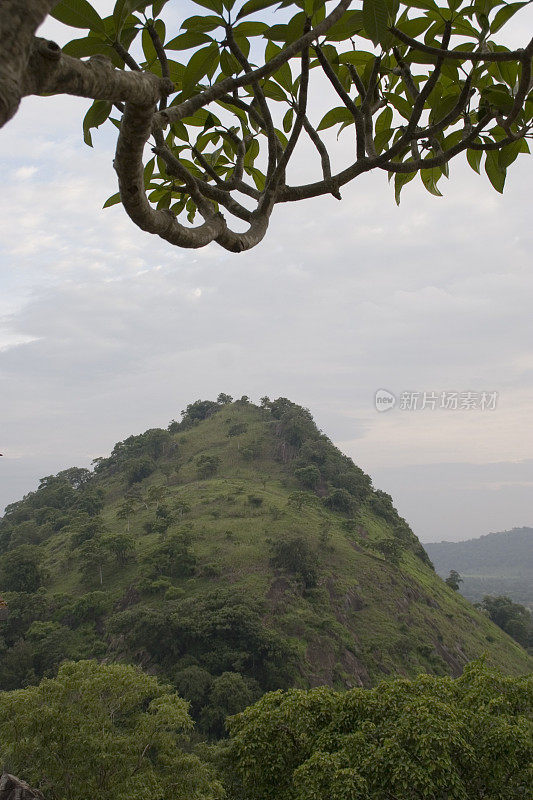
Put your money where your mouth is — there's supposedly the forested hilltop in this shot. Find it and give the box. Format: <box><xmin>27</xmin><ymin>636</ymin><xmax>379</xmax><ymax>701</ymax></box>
<box><xmin>0</xmin><ymin>395</ymin><xmax>530</xmax><ymax>740</ymax></box>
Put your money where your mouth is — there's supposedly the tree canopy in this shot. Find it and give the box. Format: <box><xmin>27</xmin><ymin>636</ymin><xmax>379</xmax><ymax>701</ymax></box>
<box><xmin>227</xmin><ymin>660</ymin><xmax>533</xmax><ymax>800</ymax></box>
<box><xmin>0</xmin><ymin>659</ymin><xmax>223</xmax><ymax>800</ymax></box>
<box><xmin>1</xmin><ymin>0</ymin><xmax>531</xmax><ymax>252</ymax></box>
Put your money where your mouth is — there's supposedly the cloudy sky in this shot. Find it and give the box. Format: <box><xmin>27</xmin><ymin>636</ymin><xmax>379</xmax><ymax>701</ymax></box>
<box><xmin>0</xmin><ymin>2</ymin><xmax>532</xmax><ymax>542</ymax></box>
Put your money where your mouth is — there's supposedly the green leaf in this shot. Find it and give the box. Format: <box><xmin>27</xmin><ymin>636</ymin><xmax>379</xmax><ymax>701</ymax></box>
<box><xmin>112</xmin><ymin>0</ymin><xmax>148</xmax><ymax>34</ymax></box>
<box><xmin>485</xmin><ymin>149</ymin><xmax>506</xmax><ymax>192</ymax></box>
<box><xmin>482</xmin><ymin>84</ymin><xmax>514</xmax><ymax>113</ymax></box>
<box><xmin>325</xmin><ymin>10</ymin><xmax>364</xmax><ymax>41</ymax></box>
<box><xmin>261</xmin><ymin>80</ymin><xmax>288</xmax><ymax>101</ymax></box>
<box><xmin>394</xmin><ymin>16</ymin><xmax>431</xmax><ymax>37</ymax></box>
<box><xmin>283</xmin><ymin>107</ymin><xmax>294</xmax><ymax>132</ymax></box>
<box><xmin>144</xmin><ymin>157</ymin><xmax>155</xmax><ymax>187</ymax></box>
<box><xmin>407</xmin><ymin>0</ymin><xmax>438</xmax><ymax>9</ymax></box>
<box><xmin>182</xmin><ymin>43</ymin><xmax>220</xmax><ymax>92</ymax></box>
<box><xmin>181</xmin><ymin>15</ymin><xmax>223</xmax><ymax>32</ymax></box>
<box><xmin>491</xmin><ymin>2</ymin><xmax>528</xmax><ymax>33</ymax></box>
<box><xmin>339</xmin><ymin>50</ymin><xmax>374</xmax><ymax>68</ymax></box>
<box><xmin>103</xmin><ymin>192</ymin><xmax>122</xmax><ymax>208</ymax></box>
<box><xmin>83</xmin><ymin>99</ymin><xmax>112</xmax><ymax>146</ymax></box>
<box><xmin>166</xmin><ymin>32</ymin><xmax>213</xmax><ymax>50</ymax></box>
<box><xmin>362</xmin><ymin>0</ymin><xmax>390</xmax><ymax>46</ymax></box>
<box><xmin>383</xmin><ymin>91</ymin><xmax>413</xmax><ymax>120</ymax></box>
<box><xmin>220</xmin><ymin>49</ymin><xmax>241</xmax><ymax>76</ymax></box>
<box><xmin>466</xmin><ymin>150</ymin><xmax>483</xmax><ymax>175</ymax></box>
<box><xmin>51</xmin><ymin>0</ymin><xmax>106</xmax><ymax>33</ymax></box>
<box><xmin>272</xmin><ymin>60</ymin><xmax>292</xmax><ymax>92</ymax></box>
<box><xmin>153</xmin><ymin>0</ymin><xmax>170</xmax><ymax>14</ymax></box>
<box><xmin>317</xmin><ymin>106</ymin><xmax>355</xmax><ymax>131</ymax></box>
<box><xmin>62</xmin><ymin>36</ymin><xmax>122</xmax><ymax>66</ymax></box>
<box><xmin>394</xmin><ymin>170</ymin><xmax>416</xmax><ymax>204</ymax></box>
<box><xmin>375</xmin><ymin>106</ymin><xmax>393</xmax><ymax>132</ymax></box>
<box><xmin>236</xmin><ymin>0</ymin><xmax>281</xmax><ymax>20</ymax></box>
<box><xmin>233</xmin><ymin>21</ymin><xmax>269</xmax><ymax>36</ymax></box>
<box><xmin>420</xmin><ymin>165</ymin><xmax>443</xmax><ymax>196</ymax></box>
<box><xmin>192</xmin><ymin>0</ymin><xmax>224</xmax><ymax>12</ymax></box>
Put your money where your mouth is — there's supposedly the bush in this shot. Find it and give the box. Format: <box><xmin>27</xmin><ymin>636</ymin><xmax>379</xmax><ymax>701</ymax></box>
<box><xmin>0</xmin><ymin>545</ymin><xmax>44</xmax><ymax>593</ymax></box>
<box><xmin>270</xmin><ymin>538</ymin><xmax>318</xmax><ymax>589</ymax></box>
<box><xmin>126</xmin><ymin>457</ymin><xmax>155</xmax><ymax>486</ymax></box>
<box><xmin>323</xmin><ymin>489</ymin><xmax>355</xmax><ymax>515</ymax></box>
<box><xmin>197</xmin><ymin>455</ymin><xmax>221</xmax><ymax>479</ymax></box>
<box><xmin>228</xmin><ymin>423</ymin><xmax>247</xmax><ymax>437</ymax></box>
<box><xmin>294</xmin><ymin>465</ymin><xmax>320</xmax><ymax>489</ymax></box>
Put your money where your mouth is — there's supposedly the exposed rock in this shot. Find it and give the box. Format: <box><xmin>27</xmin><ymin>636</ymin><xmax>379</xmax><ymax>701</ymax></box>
<box><xmin>114</xmin><ymin>584</ymin><xmax>141</xmax><ymax>611</ymax></box>
<box><xmin>0</xmin><ymin>774</ymin><xmax>44</xmax><ymax>800</ymax></box>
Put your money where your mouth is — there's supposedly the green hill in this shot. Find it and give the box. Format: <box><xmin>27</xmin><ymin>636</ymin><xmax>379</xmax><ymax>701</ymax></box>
<box><xmin>0</xmin><ymin>396</ymin><xmax>530</xmax><ymax>735</ymax></box>
<box><xmin>425</xmin><ymin>528</ymin><xmax>533</xmax><ymax>609</ymax></box>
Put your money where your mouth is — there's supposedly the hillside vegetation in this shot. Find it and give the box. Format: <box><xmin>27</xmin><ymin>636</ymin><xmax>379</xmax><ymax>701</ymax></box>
<box><xmin>425</xmin><ymin>528</ymin><xmax>533</xmax><ymax>608</ymax></box>
<box><xmin>0</xmin><ymin>396</ymin><xmax>530</xmax><ymax>736</ymax></box>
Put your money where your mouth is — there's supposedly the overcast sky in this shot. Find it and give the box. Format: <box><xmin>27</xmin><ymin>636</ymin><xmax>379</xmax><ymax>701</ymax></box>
<box><xmin>0</xmin><ymin>2</ymin><xmax>532</xmax><ymax>542</ymax></box>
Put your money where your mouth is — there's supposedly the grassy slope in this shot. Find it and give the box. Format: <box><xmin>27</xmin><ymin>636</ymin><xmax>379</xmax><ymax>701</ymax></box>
<box><xmin>31</xmin><ymin>402</ymin><xmax>533</xmax><ymax>684</ymax></box>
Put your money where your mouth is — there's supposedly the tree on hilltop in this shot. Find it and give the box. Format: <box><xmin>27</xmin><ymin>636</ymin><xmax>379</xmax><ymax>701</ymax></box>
<box><xmin>1</xmin><ymin>0</ymin><xmax>531</xmax><ymax>254</ymax></box>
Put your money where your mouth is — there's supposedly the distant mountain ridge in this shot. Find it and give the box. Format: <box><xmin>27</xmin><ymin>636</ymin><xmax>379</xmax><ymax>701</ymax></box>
<box><xmin>424</xmin><ymin>527</ymin><xmax>533</xmax><ymax>608</ymax></box>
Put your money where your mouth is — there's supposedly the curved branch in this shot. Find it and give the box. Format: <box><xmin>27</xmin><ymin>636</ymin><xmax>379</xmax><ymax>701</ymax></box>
<box><xmin>115</xmin><ymin>101</ymin><xmax>225</xmax><ymax>248</ymax></box>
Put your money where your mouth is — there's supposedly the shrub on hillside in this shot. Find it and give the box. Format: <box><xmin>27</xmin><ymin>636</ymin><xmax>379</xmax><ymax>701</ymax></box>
<box><xmin>270</xmin><ymin>538</ymin><xmax>318</xmax><ymax>589</ymax></box>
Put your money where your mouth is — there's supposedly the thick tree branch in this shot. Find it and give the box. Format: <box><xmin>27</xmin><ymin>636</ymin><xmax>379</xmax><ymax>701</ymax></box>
<box><xmin>0</xmin><ymin>0</ymin><xmax>58</xmax><ymax>126</ymax></box>
<box><xmin>22</xmin><ymin>40</ymin><xmax>172</xmax><ymax>107</ymax></box>
<box><xmin>114</xmin><ymin>101</ymin><xmax>225</xmax><ymax>248</ymax></box>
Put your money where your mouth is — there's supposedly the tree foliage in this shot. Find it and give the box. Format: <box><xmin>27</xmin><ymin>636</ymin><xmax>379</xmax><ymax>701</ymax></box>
<box><xmin>477</xmin><ymin>594</ymin><xmax>533</xmax><ymax>650</ymax></box>
<box><xmin>227</xmin><ymin>660</ymin><xmax>533</xmax><ymax>800</ymax></box>
<box><xmin>0</xmin><ymin>660</ymin><xmax>223</xmax><ymax>800</ymax></box>
<box><xmin>1</xmin><ymin>0</ymin><xmax>531</xmax><ymax>253</ymax></box>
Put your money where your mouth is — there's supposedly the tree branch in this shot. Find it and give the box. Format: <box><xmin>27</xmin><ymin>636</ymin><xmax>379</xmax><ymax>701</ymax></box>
<box><xmin>22</xmin><ymin>39</ymin><xmax>172</xmax><ymax>107</ymax></box>
<box><xmin>315</xmin><ymin>44</ymin><xmax>366</xmax><ymax>160</ymax></box>
<box><xmin>302</xmin><ymin>115</ymin><xmax>341</xmax><ymax>199</ymax></box>
<box><xmin>391</xmin><ymin>27</ymin><xmax>533</xmax><ymax>63</ymax></box>
<box><xmin>114</xmin><ymin>101</ymin><xmax>225</xmax><ymax>248</ymax></box>
<box><xmin>153</xmin><ymin>0</ymin><xmax>352</xmax><ymax>129</ymax></box>
<box><xmin>0</xmin><ymin>0</ymin><xmax>59</xmax><ymax>126</ymax></box>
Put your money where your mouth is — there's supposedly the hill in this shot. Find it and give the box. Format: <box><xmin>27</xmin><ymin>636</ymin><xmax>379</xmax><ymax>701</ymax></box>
<box><xmin>0</xmin><ymin>396</ymin><xmax>530</xmax><ymax>735</ymax></box>
<box><xmin>425</xmin><ymin>528</ymin><xmax>533</xmax><ymax>609</ymax></box>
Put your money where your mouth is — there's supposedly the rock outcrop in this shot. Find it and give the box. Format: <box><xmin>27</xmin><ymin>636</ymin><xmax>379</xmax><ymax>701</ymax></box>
<box><xmin>0</xmin><ymin>774</ymin><xmax>44</xmax><ymax>800</ymax></box>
